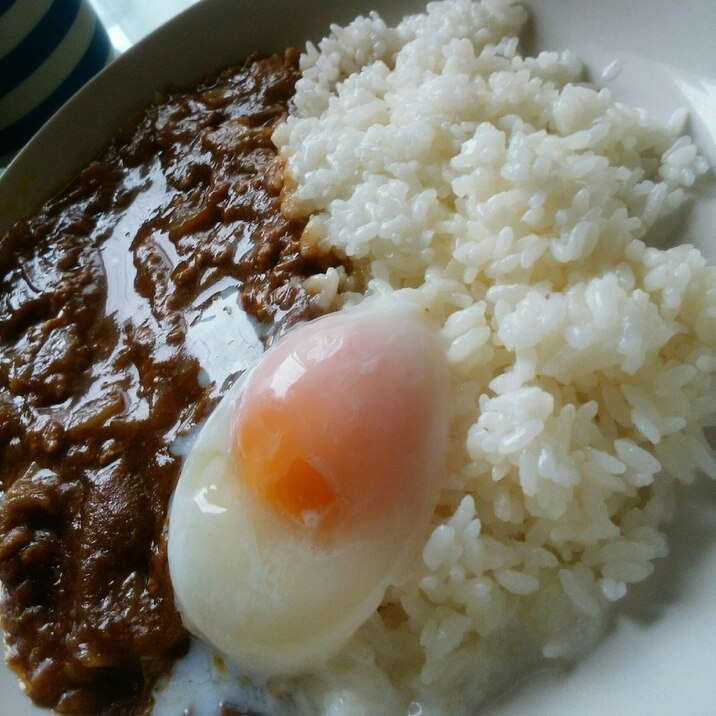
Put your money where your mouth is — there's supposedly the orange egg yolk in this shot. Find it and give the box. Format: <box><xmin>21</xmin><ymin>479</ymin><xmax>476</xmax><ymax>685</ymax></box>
<box><xmin>235</xmin><ymin>403</ymin><xmax>338</xmax><ymax>525</ymax></box>
<box><xmin>231</xmin><ymin>306</ymin><xmax>448</xmax><ymax>534</ymax></box>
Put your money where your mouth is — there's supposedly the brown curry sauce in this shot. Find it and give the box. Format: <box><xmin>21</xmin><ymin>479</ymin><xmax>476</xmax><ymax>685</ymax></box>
<box><xmin>0</xmin><ymin>49</ymin><xmax>343</xmax><ymax>715</ymax></box>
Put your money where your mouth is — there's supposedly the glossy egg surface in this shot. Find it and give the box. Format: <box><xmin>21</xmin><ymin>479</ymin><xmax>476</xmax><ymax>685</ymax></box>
<box><xmin>167</xmin><ymin>298</ymin><xmax>450</xmax><ymax>674</ymax></box>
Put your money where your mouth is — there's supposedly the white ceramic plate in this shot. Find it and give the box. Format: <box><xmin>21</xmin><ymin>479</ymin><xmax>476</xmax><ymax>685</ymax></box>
<box><xmin>1</xmin><ymin>0</ymin><xmax>715</xmax><ymax>714</ymax></box>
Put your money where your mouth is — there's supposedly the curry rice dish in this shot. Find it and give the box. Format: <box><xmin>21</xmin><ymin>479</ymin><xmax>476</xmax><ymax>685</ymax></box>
<box><xmin>1</xmin><ymin>1</ymin><xmax>716</xmax><ymax>715</ymax></box>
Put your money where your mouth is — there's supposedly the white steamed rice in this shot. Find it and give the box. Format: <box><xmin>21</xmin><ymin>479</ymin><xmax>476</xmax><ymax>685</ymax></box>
<box><xmin>271</xmin><ymin>1</ymin><xmax>716</xmax><ymax>713</ymax></box>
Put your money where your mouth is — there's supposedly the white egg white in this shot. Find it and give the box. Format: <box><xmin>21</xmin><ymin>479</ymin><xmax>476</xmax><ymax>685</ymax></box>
<box><xmin>167</xmin><ymin>299</ymin><xmax>450</xmax><ymax>676</ymax></box>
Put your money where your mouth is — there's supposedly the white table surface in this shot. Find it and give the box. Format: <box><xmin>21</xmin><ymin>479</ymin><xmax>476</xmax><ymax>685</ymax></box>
<box><xmin>88</xmin><ymin>0</ymin><xmax>202</xmax><ymax>52</ymax></box>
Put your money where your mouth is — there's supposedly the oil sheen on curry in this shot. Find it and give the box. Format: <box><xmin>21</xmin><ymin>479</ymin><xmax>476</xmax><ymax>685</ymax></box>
<box><xmin>0</xmin><ymin>50</ymin><xmax>345</xmax><ymax>715</ymax></box>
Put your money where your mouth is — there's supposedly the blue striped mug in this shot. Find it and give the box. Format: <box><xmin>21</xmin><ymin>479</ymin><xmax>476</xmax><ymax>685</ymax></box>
<box><xmin>0</xmin><ymin>0</ymin><xmax>111</xmax><ymax>163</ymax></box>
